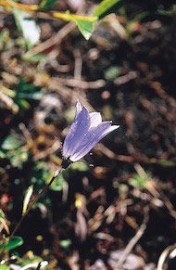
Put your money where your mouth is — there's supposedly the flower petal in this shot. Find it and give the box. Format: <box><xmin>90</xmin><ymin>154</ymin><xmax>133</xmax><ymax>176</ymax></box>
<box><xmin>89</xmin><ymin>112</ymin><xmax>102</xmax><ymax>127</ymax></box>
<box><xmin>70</xmin><ymin>122</ymin><xmax>119</xmax><ymax>161</ymax></box>
<box><xmin>62</xmin><ymin>105</ymin><xmax>90</xmax><ymax>159</ymax></box>
<box><xmin>76</xmin><ymin>100</ymin><xmax>83</xmax><ymax>115</ymax></box>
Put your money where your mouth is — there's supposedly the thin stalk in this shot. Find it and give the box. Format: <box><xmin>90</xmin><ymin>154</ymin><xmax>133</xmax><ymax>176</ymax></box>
<box><xmin>9</xmin><ymin>165</ymin><xmax>63</xmax><ymax>240</ymax></box>
<box><xmin>0</xmin><ymin>0</ymin><xmax>97</xmax><ymax>23</ymax></box>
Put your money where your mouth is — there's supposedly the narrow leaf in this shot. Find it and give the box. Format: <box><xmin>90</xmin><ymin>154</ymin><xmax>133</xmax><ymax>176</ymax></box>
<box><xmin>39</xmin><ymin>0</ymin><xmax>58</xmax><ymax>9</ymax></box>
<box><xmin>22</xmin><ymin>185</ymin><xmax>33</xmax><ymax>215</ymax></box>
<box><xmin>0</xmin><ymin>210</ymin><xmax>9</xmax><ymax>234</ymax></box>
<box><xmin>93</xmin><ymin>0</ymin><xmax>123</xmax><ymax>19</ymax></box>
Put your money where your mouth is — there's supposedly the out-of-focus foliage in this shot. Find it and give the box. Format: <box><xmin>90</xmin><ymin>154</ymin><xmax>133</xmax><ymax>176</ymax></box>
<box><xmin>0</xmin><ymin>0</ymin><xmax>125</xmax><ymax>41</ymax></box>
<box><xmin>14</xmin><ymin>79</ymin><xmax>42</xmax><ymax>109</ymax></box>
<box><xmin>13</xmin><ymin>9</ymin><xmax>41</xmax><ymax>48</ymax></box>
<box><xmin>0</xmin><ymin>266</ymin><xmax>10</xmax><ymax>270</ymax></box>
<box><xmin>129</xmin><ymin>171</ymin><xmax>150</xmax><ymax>190</ymax></box>
<box><xmin>0</xmin><ymin>210</ymin><xmax>9</xmax><ymax>234</ymax></box>
<box><xmin>93</xmin><ymin>0</ymin><xmax>123</xmax><ymax>19</ymax></box>
<box><xmin>0</xmin><ymin>236</ymin><xmax>24</xmax><ymax>252</ymax></box>
<box><xmin>39</xmin><ymin>0</ymin><xmax>58</xmax><ymax>9</ymax></box>
<box><xmin>1</xmin><ymin>133</ymin><xmax>28</xmax><ymax>168</ymax></box>
<box><xmin>0</xmin><ymin>0</ymin><xmax>176</xmax><ymax>269</ymax></box>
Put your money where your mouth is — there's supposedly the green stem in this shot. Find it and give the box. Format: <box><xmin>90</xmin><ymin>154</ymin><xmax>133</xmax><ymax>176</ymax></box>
<box><xmin>9</xmin><ymin>165</ymin><xmax>64</xmax><ymax>241</ymax></box>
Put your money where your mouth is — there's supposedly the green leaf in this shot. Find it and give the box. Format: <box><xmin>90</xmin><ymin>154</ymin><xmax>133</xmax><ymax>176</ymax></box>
<box><xmin>0</xmin><ymin>209</ymin><xmax>9</xmax><ymax>234</ymax></box>
<box><xmin>93</xmin><ymin>0</ymin><xmax>123</xmax><ymax>19</ymax></box>
<box><xmin>0</xmin><ymin>209</ymin><xmax>5</xmax><ymax>219</ymax></box>
<box><xmin>23</xmin><ymin>53</ymin><xmax>46</xmax><ymax>63</ymax></box>
<box><xmin>7</xmin><ymin>148</ymin><xmax>28</xmax><ymax>168</ymax></box>
<box><xmin>16</xmin><ymin>99</ymin><xmax>30</xmax><ymax>109</ymax></box>
<box><xmin>13</xmin><ymin>9</ymin><xmax>40</xmax><ymax>48</ymax></box>
<box><xmin>0</xmin><ymin>236</ymin><xmax>24</xmax><ymax>252</ymax></box>
<box><xmin>20</xmin><ymin>260</ymin><xmax>48</xmax><ymax>269</ymax></box>
<box><xmin>0</xmin><ymin>29</ymin><xmax>9</xmax><ymax>50</ymax></box>
<box><xmin>14</xmin><ymin>79</ymin><xmax>42</xmax><ymax>109</ymax></box>
<box><xmin>60</xmin><ymin>239</ymin><xmax>72</xmax><ymax>249</ymax></box>
<box><xmin>39</xmin><ymin>0</ymin><xmax>58</xmax><ymax>9</ymax></box>
<box><xmin>31</xmin><ymin>162</ymin><xmax>50</xmax><ymax>190</ymax></box>
<box><xmin>50</xmin><ymin>173</ymin><xmax>65</xmax><ymax>191</ymax></box>
<box><xmin>0</xmin><ymin>266</ymin><xmax>10</xmax><ymax>270</ymax></box>
<box><xmin>70</xmin><ymin>161</ymin><xmax>89</xmax><ymax>172</ymax></box>
<box><xmin>1</xmin><ymin>135</ymin><xmax>23</xmax><ymax>151</ymax></box>
<box><xmin>104</xmin><ymin>66</ymin><xmax>121</xmax><ymax>80</ymax></box>
<box><xmin>0</xmin><ymin>150</ymin><xmax>6</xmax><ymax>158</ymax></box>
<box><xmin>76</xmin><ymin>20</ymin><xmax>95</xmax><ymax>40</ymax></box>
<box><xmin>158</xmin><ymin>159</ymin><xmax>176</xmax><ymax>167</ymax></box>
<box><xmin>129</xmin><ymin>172</ymin><xmax>149</xmax><ymax>189</ymax></box>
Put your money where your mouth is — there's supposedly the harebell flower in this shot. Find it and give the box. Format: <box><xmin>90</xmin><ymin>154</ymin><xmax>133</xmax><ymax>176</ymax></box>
<box><xmin>62</xmin><ymin>101</ymin><xmax>119</xmax><ymax>162</ymax></box>
<box><xmin>8</xmin><ymin>101</ymin><xmax>119</xmax><ymax>242</ymax></box>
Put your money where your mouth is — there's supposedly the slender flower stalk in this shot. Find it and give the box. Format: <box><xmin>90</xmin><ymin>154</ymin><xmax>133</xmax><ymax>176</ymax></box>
<box><xmin>8</xmin><ymin>166</ymin><xmax>63</xmax><ymax>241</ymax></box>
<box><xmin>6</xmin><ymin>101</ymin><xmax>119</xmax><ymax>250</ymax></box>
<box><xmin>0</xmin><ymin>166</ymin><xmax>64</xmax><ymax>259</ymax></box>
<box><xmin>62</xmin><ymin>101</ymin><xmax>119</xmax><ymax>162</ymax></box>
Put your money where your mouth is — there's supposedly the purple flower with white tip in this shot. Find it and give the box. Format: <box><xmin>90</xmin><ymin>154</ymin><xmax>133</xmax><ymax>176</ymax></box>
<box><xmin>62</xmin><ymin>101</ymin><xmax>119</xmax><ymax>162</ymax></box>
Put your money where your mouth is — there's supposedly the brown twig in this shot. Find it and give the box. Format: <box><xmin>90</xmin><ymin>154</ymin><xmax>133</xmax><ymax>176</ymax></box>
<box><xmin>54</xmin><ymin>77</ymin><xmax>106</xmax><ymax>90</ymax></box>
<box><xmin>96</xmin><ymin>144</ymin><xmax>176</xmax><ymax>167</ymax></box>
<box><xmin>73</xmin><ymin>49</ymin><xmax>82</xmax><ymax>81</ymax></box>
<box><xmin>24</xmin><ymin>22</ymin><xmax>76</xmax><ymax>58</ymax></box>
<box><xmin>117</xmin><ymin>207</ymin><xmax>149</xmax><ymax>267</ymax></box>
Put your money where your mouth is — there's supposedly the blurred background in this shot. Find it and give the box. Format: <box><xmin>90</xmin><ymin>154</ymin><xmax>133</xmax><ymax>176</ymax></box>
<box><xmin>0</xmin><ymin>0</ymin><xmax>176</xmax><ymax>269</ymax></box>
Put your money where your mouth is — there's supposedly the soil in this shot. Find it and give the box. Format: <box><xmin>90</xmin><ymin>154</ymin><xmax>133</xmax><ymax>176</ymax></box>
<box><xmin>0</xmin><ymin>1</ymin><xmax>176</xmax><ymax>269</ymax></box>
